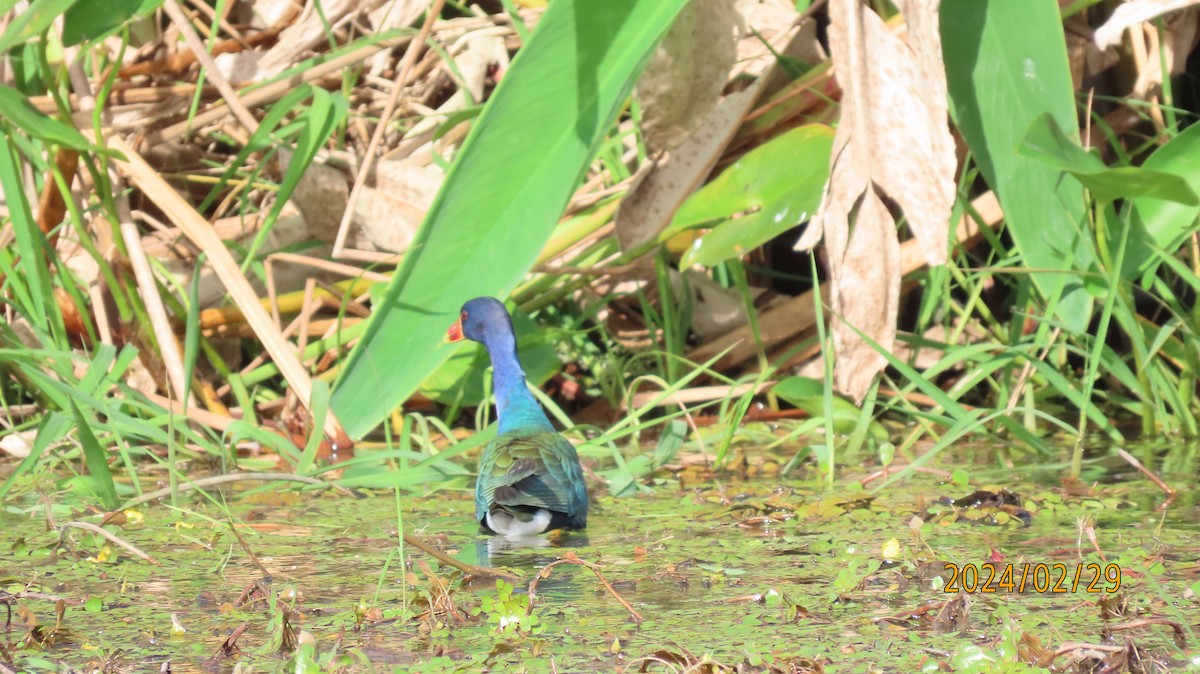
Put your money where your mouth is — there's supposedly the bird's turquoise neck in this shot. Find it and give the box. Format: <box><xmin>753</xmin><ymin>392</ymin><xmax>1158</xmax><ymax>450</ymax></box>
<box><xmin>482</xmin><ymin>330</ymin><xmax>553</xmax><ymax>434</ymax></box>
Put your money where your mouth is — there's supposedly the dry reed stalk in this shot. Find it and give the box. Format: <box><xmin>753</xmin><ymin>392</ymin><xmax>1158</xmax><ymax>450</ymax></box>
<box><xmin>148</xmin><ymin>34</ymin><xmax>413</xmax><ymax>144</ymax></box>
<box><xmin>119</xmin><ymin>217</ymin><xmax>190</xmax><ymax>405</ymax></box>
<box><xmin>328</xmin><ymin>248</ymin><xmax>403</xmax><ymax>265</ymax></box>
<box><xmin>162</xmin><ymin>0</ymin><xmax>260</xmax><ymax>135</ymax></box>
<box><xmin>30</xmin><ymin>84</ymin><xmax>222</xmax><ymax>114</ymax></box>
<box><xmin>205</xmin><ymin>316</ymin><xmax>363</xmax><ymax>341</ymax></box>
<box><xmin>184</xmin><ymin>0</ymin><xmax>248</xmax><ymax>47</ymax></box>
<box><xmin>141</xmin><ymin>390</ymin><xmax>236</xmax><ymax>433</ymax></box>
<box><xmin>117</xmin><ymin>13</ymin><xmax>287</xmax><ymax>79</ymax></box>
<box><xmin>296</xmin><ymin>278</ymin><xmax>317</xmax><ymax>360</ymax></box>
<box><xmin>198</xmin><ymin>278</ymin><xmax>375</xmax><ymax>329</ymax></box>
<box><xmin>265</xmin><ymin>252</ymin><xmax>391</xmax><ymax>284</ymax></box>
<box><xmin>108</xmin><ymin>136</ymin><xmax>351</xmax><ymax>449</ymax></box>
<box><xmin>314</xmin><ymin>279</ymin><xmax>372</xmax><ymax>317</ymax></box>
<box><xmin>629</xmin><ymin>382</ymin><xmax>775</xmax><ymax>409</ymax></box>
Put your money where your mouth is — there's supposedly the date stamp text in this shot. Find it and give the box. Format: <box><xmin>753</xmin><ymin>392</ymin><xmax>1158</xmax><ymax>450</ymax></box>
<box><xmin>943</xmin><ymin>562</ymin><xmax>1122</xmax><ymax>594</ymax></box>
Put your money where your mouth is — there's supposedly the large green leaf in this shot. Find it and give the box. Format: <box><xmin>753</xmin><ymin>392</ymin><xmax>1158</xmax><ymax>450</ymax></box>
<box><xmin>1131</xmin><ymin>123</ymin><xmax>1200</xmax><ymax>284</ymax></box>
<box><xmin>0</xmin><ymin>0</ymin><xmax>76</xmax><ymax>53</ymax></box>
<box><xmin>62</xmin><ymin>0</ymin><xmax>163</xmax><ymax>46</ymax></box>
<box><xmin>942</xmin><ymin>0</ymin><xmax>1093</xmax><ymax>331</ymax></box>
<box><xmin>1018</xmin><ymin>113</ymin><xmax>1198</xmax><ymax>206</ymax></box>
<box><xmin>666</xmin><ymin>124</ymin><xmax>833</xmax><ymax>268</ymax></box>
<box><xmin>332</xmin><ymin>0</ymin><xmax>689</xmax><ymax>438</ymax></box>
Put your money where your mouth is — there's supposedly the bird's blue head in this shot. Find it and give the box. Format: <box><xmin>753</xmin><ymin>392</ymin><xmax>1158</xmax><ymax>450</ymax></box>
<box><xmin>444</xmin><ymin>296</ymin><xmax>551</xmax><ymax>432</ymax></box>
<box><xmin>445</xmin><ymin>296</ymin><xmax>513</xmax><ymax>345</ymax></box>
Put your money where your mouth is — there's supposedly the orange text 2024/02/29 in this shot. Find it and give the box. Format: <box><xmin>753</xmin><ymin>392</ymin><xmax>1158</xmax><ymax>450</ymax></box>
<box><xmin>942</xmin><ymin>562</ymin><xmax>1123</xmax><ymax>594</ymax></box>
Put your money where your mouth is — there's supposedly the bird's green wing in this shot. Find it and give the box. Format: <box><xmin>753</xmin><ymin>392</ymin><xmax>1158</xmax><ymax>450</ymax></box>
<box><xmin>476</xmin><ymin>431</ymin><xmax>587</xmax><ymax>526</ymax></box>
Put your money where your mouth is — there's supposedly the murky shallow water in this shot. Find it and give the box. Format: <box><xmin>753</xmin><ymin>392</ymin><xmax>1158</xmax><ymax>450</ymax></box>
<box><xmin>3</xmin><ymin>442</ymin><xmax>1199</xmax><ymax>672</ymax></box>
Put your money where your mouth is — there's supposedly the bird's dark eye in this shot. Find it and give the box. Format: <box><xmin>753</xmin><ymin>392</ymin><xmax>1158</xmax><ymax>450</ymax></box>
<box><xmin>461</xmin><ymin>311</ymin><xmax>468</xmax><ymax>321</ymax></box>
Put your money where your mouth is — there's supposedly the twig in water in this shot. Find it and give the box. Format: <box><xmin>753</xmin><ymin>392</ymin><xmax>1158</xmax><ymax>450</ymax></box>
<box><xmin>1050</xmin><ymin>642</ymin><xmax>1123</xmax><ymax>662</ymax></box>
<box><xmin>528</xmin><ymin>551</ymin><xmax>642</xmax><ymax>623</ymax></box>
<box><xmin>1</xmin><ymin>591</ymin><xmax>79</xmax><ymax>605</ymax></box>
<box><xmin>402</xmin><ymin>533</ymin><xmax>519</xmax><ymax>581</ymax></box>
<box><xmin>1117</xmin><ymin>449</ymin><xmax>1176</xmax><ymax>511</ymax></box>
<box><xmin>120</xmin><ymin>472</ymin><xmax>350</xmax><ymax>510</ymax></box>
<box><xmin>204</xmin><ymin>621</ymin><xmax>249</xmax><ymax>665</ymax></box>
<box><xmin>228</xmin><ymin>520</ymin><xmax>272</xmax><ymax>578</ymax></box>
<box><xmin>59</xmin><ymin>522</ymin><xmax>156</xmax><ymax>565</ymax></box>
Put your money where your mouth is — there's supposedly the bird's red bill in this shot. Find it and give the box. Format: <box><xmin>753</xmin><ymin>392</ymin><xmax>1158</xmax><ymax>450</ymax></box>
<box><xmin>445</xmin><ymin>318</ymin><xmax>465</xmax><ymax>342</ymax></box>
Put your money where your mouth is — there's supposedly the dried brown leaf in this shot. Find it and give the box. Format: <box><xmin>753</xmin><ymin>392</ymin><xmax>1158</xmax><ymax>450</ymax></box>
<box><xmin>796</xmin><ymin>0</ymin><xmax>955</xmax><ymax>400</ymax></box>
<box><xmin>635</xmin><ymin>0</ymin><xmax>741</xmax><ymax>151</ymax></box>
<box><xmin>1130</xmin><ymin>8</ymin><xmax>1200</xmax><ymax>98</ymax></box>
<box><xmin>832</xmin><ymin>190</ymin><xmax>900</xmax><ymax>398</ymax></box>
<box><xmin>618</xmin><ymin>1</ymin><xmax>806</xmax><ymax>250</ymax></box>
<box><xmin>615</xmin><ymin>85</ymin><xmax>760</xmax><ymax>251</ymax></box>
<box><xmin>1094</xmin><ymin>0</ymin><xmax>1200</xmax><ymax>49</ymax></box>
<box><xmin>353</xmin><ymin>160</ymin><xmax>442</xmax><ymax>253</ymax></box>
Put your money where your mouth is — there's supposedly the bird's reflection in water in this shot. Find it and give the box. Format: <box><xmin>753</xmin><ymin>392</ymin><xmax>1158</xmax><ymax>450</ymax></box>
<box><xmin>473</xmin><ymin>532</ymin><xmax>591</xmax><ymax>600</ymax></box>
<box><xmin>477</xmin><ymin>530</ymin><xmax>590</xmax><ymax>563</ymax></box>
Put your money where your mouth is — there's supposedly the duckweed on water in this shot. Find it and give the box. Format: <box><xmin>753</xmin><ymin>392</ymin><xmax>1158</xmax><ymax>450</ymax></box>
<box><xmin>2</xmin><ymin>445</ymin><xmax>1199</xmax><ymax>673</ymax></box>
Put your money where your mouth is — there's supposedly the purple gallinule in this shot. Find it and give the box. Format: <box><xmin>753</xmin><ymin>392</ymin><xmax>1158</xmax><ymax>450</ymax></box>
<box><xmin>446</xmin><ymin>297</ymin><xmax>588</xmax><ymax>536</ymax></box>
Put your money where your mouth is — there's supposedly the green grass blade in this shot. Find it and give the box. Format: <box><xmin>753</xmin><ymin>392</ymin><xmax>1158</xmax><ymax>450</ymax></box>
<box><xmin>69</xmin><ymin>400</ymin><xmax>120</xmax><ymax>511</ymax></box>
<box><xmin>242</xmin><ymin>88</ymin><xmax>348</xmax><ymax>268</ymax></box>
<box><xmin>0</xmin><ymin>412</ymin><xmax>70</xmax><ymax>500</ymax></box>
<box><xmin>0</xmin><ymin>0</ymin><xmax>77</xmax><ymax>54</ymax></box>
<box><xmin>0</xmin><ymin>129</ymin><xmax>53</xmax><ymax>331</ymax></box>
<box><xmin>1018</xmin><ymin>113</ymin><xmax>1198</xmax><ymax>205</ymax></box>
<box><xmin>0</xmin><ymin>85</ymin><xmax>89</xmax><ymax>149</ymax></box>
<box><xmin>297</xmin><ymin>380</ymin><xmax>330</xmax><ymax>475</ymax></box>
